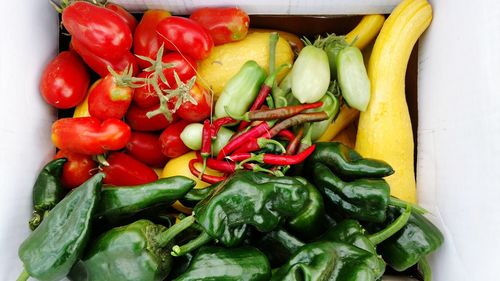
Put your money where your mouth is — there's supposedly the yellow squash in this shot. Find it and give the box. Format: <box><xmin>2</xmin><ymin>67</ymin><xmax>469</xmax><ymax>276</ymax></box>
<box><xmin>197</xmin><ymin>32</ymin><xmax>293</xmax><ymax>97</ymax></box>
<box><xmin>355</xmin><ymin>0</ymin><xmax>432</xmax><ymax>203</ymax></box>
<box><xmin>317</xmin><ymin>105</ymin><xmax>359</xmax><ymax>142</ymax></box>
<box><xmin>345</xmin><ymin>15</ymin><xmax>385</xmax><ymax>50</ymax></box>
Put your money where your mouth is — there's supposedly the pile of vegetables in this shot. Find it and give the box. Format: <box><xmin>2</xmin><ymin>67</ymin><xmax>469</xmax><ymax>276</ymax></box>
<box><xmin>18</xmin><ymin>0</ymin><xmax>441</xmax><ymax>280</ymax></box>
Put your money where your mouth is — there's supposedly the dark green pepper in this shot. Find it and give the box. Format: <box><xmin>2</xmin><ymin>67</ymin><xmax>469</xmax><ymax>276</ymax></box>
<box><xmin>376</xmin><ymin>206</ymin><xmax>444</xmax><ymax>272</ymax></box>
<box><xmin>312</xmin><ymin>162</ymin><xmax>390</xmax><ymax>222</ymax></box>
<box><xmin>29</xmin><ymin>158</ymin><xmax>67</xmax><ymax>230</ymax></box>
<box><xmin>179</xmin><ymin>182</ymin><xmax>220</xmax><ymax>208</ymax></box>
<box><xmin>271</xmin><ymin>240</ymin><xmax>386</xmax><ymax>281</ymax></box>
<box><xmin>254</xmin><ymin>228</ymin><xmax>305</xmax><ymax>267</ymax></box>
<box><xmin>69</xmin><ymin>216</ymin><xmax>197</xmax><ymax>281</ymax></box>
<box><xmin>174</xmin><ymin>246</ymin><xmax>271</xmax><ymax>281</ymax></box>
<box><xmin>18</xmin><ymin>173</ymin><xmax>104</xmax><ymax>281</ymax></box>
<box><xmin>307</xmin><ymin>142</ymin><xmax>394</xmax><ymax>179</ymax></box>
<box><xmin>95</xmin><ymin>176</ymin><xmax>196</xmax><ymax>221</ymax></box>
<box><xmin>192</xmin><ymin>171</ymin><xmax>309</xmax><ymax>247</ymax></box>
<box><xmin>286</xmin><ymin>177</ymin><xmax>326</xmax><ymax>240</ymax></box>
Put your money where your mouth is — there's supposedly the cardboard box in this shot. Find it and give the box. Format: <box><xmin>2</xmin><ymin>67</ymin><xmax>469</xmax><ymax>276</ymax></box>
<box><xmin>1</xmin><ymin>0</ymin><xmax>499</xmax><ymax>280</ymax></box>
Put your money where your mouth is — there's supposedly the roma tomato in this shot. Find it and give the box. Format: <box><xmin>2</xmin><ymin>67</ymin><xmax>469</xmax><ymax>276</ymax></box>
<box><xmin>52</xmin><ymin>117</ymin><xmax>131</xmax><ymax>155</ymax></box>
<box><xmin>125</xmin><ymin>103</ymin><xmax>177</xmax><ymax>131</ymax></box>
<box><xmin>88</xmin><ymin>73</ymin><xmax>134</xmax><ymax>120</ymax></box>
<box><xmin>71</xmin><ymin>39</ymin><xmax>138</xmax><ymax>77</ymax></box>
<box><xmin>175</xmin><ymin>82</ymin><xmax>212</xmax><ymax>122</ymax></box>
<box><xmin>105</xmin><ymin>3</ymin><xmax>137</xmax><ymax>33</ymax></box>
<box><xmin>39</xmin><ymin>51</ymin><xmax>89</xmax><ymax>109</ymax></box>
<box><xmin>159</xmin><ymin>120</ymin><xmax>191</xmax><ymax>158</ymax></box>
<box><xmin>54</xmin><ymin>150</ymin><xmax>97</xmax><ymax>189</ymax></box>
<box><xmin>62</xmin><ymin>1</ymin><xmax>132</xmax><ymax>60</ymax></box>
<box><xmin>133</xmin><ymin>53</ymin><xmax>197</xmax><ymax>108</ymax></box>
<box><xmin>190</xmin><ymin>7</ymin><xmax>249</xmax><ymax>45</ymax></box>
<box><xmin>134</xmin><ymin>10</ymin><xmax>171</xmax><ymax>69</ymax></box>
<box><xmin>125</xmin><ymin>132</ymin><xmax>169</xmax><ymax>167</ymax></box>
<box><xmin>101</xmin><ymin>152</ymin><xmax>158</xmax><ymax>186</ymax></box>
<box><xmin>156</xmin><ymin>16</ymin><xmax>214</xmax><ymax>60</ymax></box>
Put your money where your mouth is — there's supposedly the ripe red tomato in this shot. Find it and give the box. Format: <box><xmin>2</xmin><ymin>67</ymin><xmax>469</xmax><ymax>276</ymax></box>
<box><xmin>101</xmin><ymin>152</ymin><xmax>158</xmax><ymax>186</ymax></box>
<box><xmin>62</xmin><ymin>1</ymin><xmax>132</xmax><ymax>60</ymax></box>
<box><xmin>71</xmin><ymin>39</ymin><xmax>138</xmax><ymax>77</ymax></box>
<box><xmin>125</xmin><ymin>103</ymin><xmax>177</xmax><ymax>131</ymax></box>
<box><xmin>54</xmin><ymin>150</ymin><xmax>97</xmax><ymax>189</ymax></box>
<box><xmin>134</xmin><ymin>10</ymin><xmax>171</xmax><ymax>69</ymax></box>
<box><xmin>39</xmin><ymin>51</ymin><xmax>89</xmax><ymax>109</ymax></box>
<box><xmin>176</xmin><ymin>83</ymin><xmax>212</xmax><ymax>122</ymax></box>
<box><xmin>88</xmin><ymin>74</ymin><xmax>134</xmax><ymax>121</ymax></box>
<box><xmin>156</xmin><ymin>16</ymin><xmax>214</xmax><ymax>60</ymax></box>
<box><xmin>105</xmin><ymin>3</ymin><xmax>138</xmax><ymax>33</ymax></box>
<box><xmin>159</xmin><ymin>120</ymin><xmax>191</xmax><ymax>158</ymax></box>
<box><xmin>125</xmin><ymin>132</ymin><xmax>169</xmax><ymax>167</ymax></box>
<box><xmin>190</xmin><ymin>7</ymin><xmax>250</xmax><ymax>45</ymax></box>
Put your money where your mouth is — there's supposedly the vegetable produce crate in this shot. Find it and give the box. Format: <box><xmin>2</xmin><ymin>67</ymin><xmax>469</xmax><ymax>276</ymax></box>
<box><xmin>1</xmin><ymin>0</ymin><xmax>499</xmax><ymax>280</ymax></box>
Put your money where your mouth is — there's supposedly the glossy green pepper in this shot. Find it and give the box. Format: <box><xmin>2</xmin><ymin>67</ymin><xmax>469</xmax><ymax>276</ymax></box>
<box><xmin>312</xmin><ymin>162</ymin><xmax>390</xmax><ymax>222</ymax></box>
<box><xmin>271</xmin><ymin>240</ymin><xmax>386</xmax><ymax>281</ymax></box>
<box><xmin>306</xmin><ymin>142</ymin><xmax>394</xmax><ymax>179</ymax></box>
<box><xmin>29</xmin><ymin>158</ymin><xmax>67</xmax><ymax>230</ymax></box>
<box><xmin>179</xmin><ymin>182</ymin><xmax>219</xmax><ymax>208</ymax></box>
<box><xmin>18</xmin><ymin>173</ymin><xmax>104</xmax><ymax>281</ymax></box>
<box><xmin>95</xmin><ymin>176</ymin><xmax>195</xmax><ymax>221</ymax></box>
<box><xmin>69</xmin><ymin>216</ymin><xmax>197</xmax><ymax>281</ymax></box>
<box><xmin>192</xmin><ymin>171</ymin><xmax>309</xmax><ymax>247</ymax></box>
<box><xmin>376</xmin><ymin>206</ymin><xmax>444</xmax><ymax>272</ymax></box>
<box><xmin>286</xmin><ymin>177</ymin><xmax>326</xmax><ymax>240</ymax></box>
<box><xmin>174</xmin><ymin>246</ymin><xmax>271</xmax><ymax>281</ymax></box>
<box><xmin>254</xmin><ymin>228</ymin><xmax>305</xmax><ymax>267</ymax></box>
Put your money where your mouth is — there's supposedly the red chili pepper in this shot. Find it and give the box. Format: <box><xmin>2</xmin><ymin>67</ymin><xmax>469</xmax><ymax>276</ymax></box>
<box><xmin>227</xmin><ymin>144</ymin><xmax>316</xmax><ymax>166</ymax></box>
<box><xmin>188</xmin><ymin>158</ymin><xmax>227</xmax><ymax>184</ymax></box>
<box><xmin>51</xmin><ymin>117</ymin><xmax>131</xmax><ymax>155</ymax></box>
<box><xmin>286</xmin><ymin>128</ymin><xmax>304</xmax><ymax>155</ymax></box>
<box><xmin>277</xmin><ymin>129</ymin><xmax>296</xmax><ymax>141</ymax></box>
<box><xmin>101</xmin><ymin>152</ymin><xmax>158</xmax><ymax>186</ymax></box>
<box><xmin>199</xmin><ymin>119</ymin><xmax>212</xmax><ymax>175</ymax></box>
<box><xmin>210</xmin><ymin>117</ymin><xmax>237</xmax><ymax>138</ymax></box>
<box><xmin>195</xmin><ymin>152</ymin><xmax>237</xmax><ymax>173</ymax></box>
<box><xmin>216</xmin><ymin>121</ymin><xmax>271</xmax><ymax>160</ymax></box>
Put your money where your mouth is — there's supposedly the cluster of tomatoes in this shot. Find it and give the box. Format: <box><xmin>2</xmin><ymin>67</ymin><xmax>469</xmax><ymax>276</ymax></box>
<box><xmin>40</xmin><ymin>1</ymin><xmax>249</xmax><ymax>189</ymax></box>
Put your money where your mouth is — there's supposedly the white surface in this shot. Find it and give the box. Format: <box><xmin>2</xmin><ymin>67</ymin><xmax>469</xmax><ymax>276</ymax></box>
<box><xmin>417</xmin><ymin>0</ymin><xmax>500</xmax><ymax>280</ymax></box>
<box><xmin>2</xmin><ymin>0</ymin><xmax>500</xmax><ymax>280</ymax></box>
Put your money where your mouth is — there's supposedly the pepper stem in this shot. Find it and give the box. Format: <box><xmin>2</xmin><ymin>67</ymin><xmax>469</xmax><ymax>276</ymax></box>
<box><xmin>155</xmin><ymin>216</ymin><xmax>195</xmax><ymax>247</ymax></box>
<box><xmin>16</xmin><ymin>269</ymin><xmax>30</xmax><ymax>281</ymax></box>
<box><xmin>368</xmin><ymin>204</ymin><xmax>411</xmax><ymax>245</ymax></box>
<box><xmin>171</xmin><ymin>230</ymin><xmax>212</xmax><ymax>257</ymax></box>
<box><xmin>257</xmin><ymin>138</ymin><xmax>287</xmax><ymax>154</ymax></box>
<box><xmin>417</xmin><ymin>256</ymin><xmax>432</xmax><ymax>281</ymax></box>
<box><xmin>268</xmin><ymin>32</ymin><xmax>279</xmax><ymax>75</ymax></box>
<box><xmin>389</xmin><ymin>196</ymin><xmax>428</xmax><ymax>215</ymax></box>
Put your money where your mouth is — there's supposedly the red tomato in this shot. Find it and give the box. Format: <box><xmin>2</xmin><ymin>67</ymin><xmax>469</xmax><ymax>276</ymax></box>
<box><xmin>176</xmin><ymin>83</ymin><xmax>212</xmax><ymax>122</ymax></box>
<box><xmin>125</xmin><ymin>132</ymin><xmax>169</xmax><ymax>167</ymax></box>
<box><xmin>105</xmin><ymin>3</ymin><xmax>138</xmax><ymax>33</ymax></box>
<box><xmin>54</xmin><ymin>150</ymin><xmax>97</xmax><ymax>189</ymax></box>
<box><xmin>52</xmin><ymin>117</ymin><xmax>131</xmax><ymax>155</ymax></box>
<box><xmin>156</xmin><ymin>16</ymin><xmax>214</xmax><ymax>60</ymax></box>
<box><xmin>134</xmin><ymin>10</ymin><xmax>171</xmax><ymax>69</ymax></box>
<box><xmin>88</xmin><ymin>74</ymin><xmax>133</xmax><ymax>120</ymax></box>
<box><xmin>159</xmin><ymin>120</ymin><xmax>191</xmax><ymax>158</ymax></box>
<box><xmin>190</xmin><ymin>7</ymin><xmax>249</xmax><ymax>45</ymax></box>
<box><xmin>133</xmin><ymin>53</ymin><xmax>197</xmax><ymax>108</ymax></box>
<box><xmin>62</xmin><ymin>1</ymin><xmax>132</xmax><ymax>60</ymax></box>
<box><xmin>39</xmin><ymin>51</ymin><xmax>89</xmax><ymax>109</ymax></box>
<box><xmin>71</xmin><ymin>39</ymin><xmax>138</xmax><ymax>77</ymax></box>
<box><xmin>125</xmin><ymin>103</ymin><xmax>177</xmax><ymax>131</ymax></box>
<box><xmin>101</xmin><ymin>152</ymin><xmax>158</xmax><ymax>186</ymax></box>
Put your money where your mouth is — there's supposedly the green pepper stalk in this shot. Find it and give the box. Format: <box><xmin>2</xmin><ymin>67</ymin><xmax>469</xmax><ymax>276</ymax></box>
<box><xmin>18</xmin><ymin>173</ymin><xmax>104</xmax><ymax>281</ymax></box>
<box><xmin>173</xmin><ymin>246</ymin><xmax>272</xmax><ymax>281</ymax></box>
<box><xmin>29</xmin><ymin>158</ymin><xmax>67</xmax><ymax>230</ymax></box>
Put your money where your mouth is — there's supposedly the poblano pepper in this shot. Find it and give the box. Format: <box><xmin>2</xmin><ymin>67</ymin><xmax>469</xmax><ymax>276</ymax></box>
<box><xmin>312</xmin><ymin>161</ymin><xmax>390</xmax><ymax>222</ymax></box>
<box><xmin>174</xmin><ymin>246</ymin><xmax>271</xmax><ymax>281</ymax></box>
<box><xmin>271</xmin><ymin>240</ymin><xmax>386</xmax><ymax>281</ymax></box>
<box><xmin>18</xmin><ymin>173</ymin><xmax>104</xmax><ymax>281</ymax></box>
<box><xmin>374</xmin><ymin>205</ymin><xmax>444</xmax><ymax>272</ymax></box>
<box><xmin>68</xmin><ymin>216</ymin><xmax>197</xmax><ymax>281</ymax></box>
<box><xmin>29</xmin><ymin>158</ymin><xmax>67</xmax><ymax>230</ymax></box>
<box><xmin>306</xmin><ymin>142</ymin><xmax>394</xmax><ymax>179</ymax></box>
<box><xmin>95</xmin><ymin>176</ymin><xmax>196</xmax><ymax>221</ymax></box>
<box><xmin>254</xmin><ymin>228</ymin><xmax>305</xmax><ymax>267</ymax></box>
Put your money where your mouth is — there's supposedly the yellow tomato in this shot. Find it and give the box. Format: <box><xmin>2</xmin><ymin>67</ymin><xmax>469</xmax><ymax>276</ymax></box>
<box><xmin>161</xmin><ymin>151</ymin><xmax>224</xmax><ymax>189</ymax></box>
